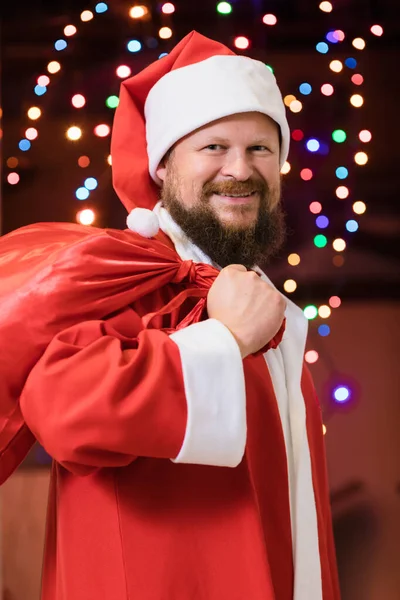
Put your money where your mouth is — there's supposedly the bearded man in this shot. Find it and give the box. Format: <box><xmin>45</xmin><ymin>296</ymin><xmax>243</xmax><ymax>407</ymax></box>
<box><xmin>0</xmin><ymin>31</ymin><xmax>340</xmax><ymax>600</ymax></box>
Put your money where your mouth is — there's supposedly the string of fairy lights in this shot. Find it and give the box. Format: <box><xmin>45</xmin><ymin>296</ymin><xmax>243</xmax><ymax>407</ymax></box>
<box><xmin>5</xmin><ymin>1</ymin><xmax>384</xmax><ymax>415</ymax></box>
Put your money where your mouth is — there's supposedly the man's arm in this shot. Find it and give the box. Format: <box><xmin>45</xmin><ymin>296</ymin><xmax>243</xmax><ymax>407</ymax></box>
<box><xmin>20</xmin><ymin>315</ymin><xmax>246</xmax><ymax>475</ymax></box>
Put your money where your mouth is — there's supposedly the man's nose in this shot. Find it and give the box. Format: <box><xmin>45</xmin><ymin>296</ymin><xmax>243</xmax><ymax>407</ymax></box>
<box><xmin>220</xmin><ymin>153</ymin><xmax>253</xmax><ymax>181</ymax></box>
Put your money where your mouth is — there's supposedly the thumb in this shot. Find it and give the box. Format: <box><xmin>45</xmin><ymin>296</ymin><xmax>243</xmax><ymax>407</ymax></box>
<box><xmin>224</xmin><ymin>264</ymin><xmax>248</xmax><ymax>273</ymax></box>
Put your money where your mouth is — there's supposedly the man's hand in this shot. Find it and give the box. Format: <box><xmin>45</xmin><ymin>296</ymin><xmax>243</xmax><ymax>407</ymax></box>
<box><xmin>207</xmin><ymin>264</ymin><xmax>286</xmax><ymax>359</ymax></box>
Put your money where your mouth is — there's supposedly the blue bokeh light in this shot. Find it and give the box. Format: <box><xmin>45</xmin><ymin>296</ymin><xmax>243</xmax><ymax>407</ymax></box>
<box><xmin>345</xmin><ymin>57</ymin><xmax>357</xmax><ymax>69</ymax></box>
<box><xmin>346</xmin><ymin>219</ymin><xmax>359</xmax><ymax>232</ymax></box>
<box><xmin>316</xmin><ymin>215</ymin><xmax>329</xmax><ymax>229</ymax></box>
<box><xmin>84</xmin><ymin>177</ymin><xmax>98</xmax><ymax>190</ymax></box>
<box><xmin>76</xmin><ymin>187</ymin><xmax>90</xmax><ymax>200</ymax></box>
<box><xmin>158</xmin><ymin>52</ymin><xmax>168</xmax><ymax>59</ymax></box>
<box><xmin>55</xmin><ymin>39</ymin><xmax>68</xmax><ymax>51</ymax></box>
<box><xmin>333</xmin><ymin>385</ymin><xmax>351</xmax><ymax>403</ymax></box>
<box><xmin>306</xmin><ymin>138</ymin><xmax>320</xmax><ymax>152</ymax></box>
<box><xmin>34</xmin><ymin>85</ymin><xmax>47</xmax><ymax>96</ymax></box>
<box><xmin>299</xmin><ymin>83</ymin><xmax>312</xmax><ymax>95</ymax></box>
<box><xmin>318</xmin><ymin>324</ymin><xmax>331</xmax><ymax>337</ymax></box>
<box><xmin>326</xmin><ymin>31</ymin><xmax>339</xmax><ymax>44</ymax></box>
<box><xmin>19</xmin><ymin>139</ymin><xmax>31</xmax><ymax>151</ymax></box>
<box><xmin>95</xmin><ymin>2</ymin><xmax>108</xmax><ymax>13</ymax></box>
<box><xmin>336</xmin><ymin>166</ymin><xmax>349</xmax><ymax>179</ymax></box>
<box><xmin>316</xmin><ymin>42</ymin><xmax>329</xmax><ymax>54</ymax></box>
<box><xmin>127</xmin><ymin>39</ymin><xmax>142</xmax><ymax>53</ymax></box>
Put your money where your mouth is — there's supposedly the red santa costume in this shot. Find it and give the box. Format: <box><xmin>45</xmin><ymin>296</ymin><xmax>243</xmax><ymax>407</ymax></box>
<box><xmin>0</xmin><ymin>31</ymin><xmax>340</xmax><ymax>600</ymax></box>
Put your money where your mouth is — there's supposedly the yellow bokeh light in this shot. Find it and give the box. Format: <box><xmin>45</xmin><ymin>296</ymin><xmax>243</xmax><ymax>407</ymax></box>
<box><xmin>336</xmin><ymin>186</ymin><xmax>349</xmax><ymax>199</ymax></box>
<box><xmin>333</xmin><ymin>238</ymin><xmax>346</xmax><ymax>252</ymax></box>
<box><xmin>159</xmin><ymin>26</ymin><xmax>173</xmax><ymax>39</ymax></box>
<box><xmin>66</xmin><ymin>126</ymin><xmax>82</xmax><ymax>141</ymax></box>
<box><xmin>318</xmin><ymin>305</ymin><xmax>331</xmax><ymax>319</ymax></box>
<box><xmin>289</xmin><ymin>100</ymin><xmax>302</xmax><ymax>113</ymax></box>
<box><xmin>319</xmin><ymin>2</ymin><xmax>333</xmax><ymax>12</ymax></box>
<box><xmin>288</xmin><ymin>253</ymin><xmax>301</xmax><ymax>266</ymax></box>
<box><xmin>329</xmin><ymin>60</ymin><xmax>343</xmax><ymax>73</ymax></box>
<box><xmin>284</xmin><ymin>94</ymin><xmax>296</xmax><ymax>107</ymax></box>
<box><xmin>353</xmin><ymin>201</ymin><xmax>366</xmax><ymax>214</ymax></box>
<box><xmin>77</xmin><ymin>209</ymin><xmax>96</xmax><ymax>226</ymax></box>
<box><xmin>64</xmin><ymin>25</ymin><xmax>77</xmax><ymax>36</ymax></box>
<box><xmin>355</xmin><ymin>151</ymin><xmax>368</xmax><ymax>165</ymax></box>
<box><xmin>80</xmin><ymin>10</ymin><xmax>94</xmax><ymax>22</ymax></box>
<box><xmin>283</xmin><ymin>279</ymin><xmax>297</xmax><ymax>293</ymax></box>
<box><xmin>47</xmin><ymin>61</ymin><xmax>61</xmax><ymax>74</ymax></box>
<box><xmin>280</xmin><ymin>161</ymin><xmax>291</xmax><ymax>175</ymax></box>
<box><xmin>322</xmin><ymin>424</ymin><xmax>327</xmax><ymax>435</ymax></box>
<box><xmin>352</xmin><ymin>37</ymin><xmax>366</xmax><ymax>50</ymax></box>
<box><xmin>129</xmin><ymin>5</ymin><xmax>149</xmax><ymax>18</ymax></box>
<box><xmin>350</xmin><ymin>94</ymin><xmax>364</xmax><ymax>108</ymax></box>
<box><xmin>107</xmin><ymin>154</ymin><xmax>112</xmax><ymax>166</ymax></box>
<box><xmin>359</xmin><ymin>129</ymin><xmax>372</xmax><ymax>143</ymax></box>
<box><xmin>27</xmin><ymin>106</ymin><xmax>41</xmax><ymax>120</ymax></box>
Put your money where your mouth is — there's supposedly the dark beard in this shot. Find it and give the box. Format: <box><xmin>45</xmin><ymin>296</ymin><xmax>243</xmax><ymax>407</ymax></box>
<box><xmin>161</xmin><ymin>180</ymin><xmax>286</xmax><ymax>269</ymax></box>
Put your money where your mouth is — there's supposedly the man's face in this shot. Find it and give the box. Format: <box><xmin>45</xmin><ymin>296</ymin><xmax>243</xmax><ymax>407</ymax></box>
<box><xmin>156</xmin><ymin>111</ymin><xmax>286</xmax><ymax>268</ymax></box>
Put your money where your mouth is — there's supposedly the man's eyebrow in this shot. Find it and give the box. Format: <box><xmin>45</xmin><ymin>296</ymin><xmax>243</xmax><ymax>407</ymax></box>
<box><xmin>199</xmin><ymin>136</ymin><xmax>275</xmax><ymax>146</ymax></box>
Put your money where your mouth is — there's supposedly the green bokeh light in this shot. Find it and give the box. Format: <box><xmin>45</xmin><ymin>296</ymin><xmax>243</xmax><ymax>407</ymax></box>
<box><xmin>304</xmin><ymin>305</ymin><xmax>318</xmax><ymax>320</ymax></box>
<box><xmin>314</xmin><ymin>234</ymin><xmax>328</xmax><ymax>248</ymax></box>
<box><xmin>332</xmin><ymin>129</ymin><xmax>347</xmax><ymax>143</ymax></box>
<box><xmin>217</xmin><ymin>2</ymin><xmax>232</xmax><ymax>15</ymax></box>
<box><xmin>106</xmin><ymin>95</ymin><xmax>119</xmax><ymax>109</ymax></box>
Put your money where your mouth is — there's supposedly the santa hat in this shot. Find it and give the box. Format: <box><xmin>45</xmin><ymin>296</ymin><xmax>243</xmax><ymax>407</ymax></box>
<box><xmin>111</xmin><ymin>31</ymin><xmax>290</xmax><ymax>237</ymax></box>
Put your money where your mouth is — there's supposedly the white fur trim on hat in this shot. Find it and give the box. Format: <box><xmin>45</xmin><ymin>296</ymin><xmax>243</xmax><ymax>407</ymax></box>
<box><xmin>126</xmin><ymin>208</ymin><xmax>160</xmax><ymax>238</ymax></box>
<box><xmin>145</xmin><ymin>54</ymin><xmax>290</xmax><ymax>185</ymax></box>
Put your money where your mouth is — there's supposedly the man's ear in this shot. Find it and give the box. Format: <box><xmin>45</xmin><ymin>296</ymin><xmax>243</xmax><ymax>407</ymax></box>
<box><xmin>156</xmin><ymin>160</ymin><xmax>167</xmax><ymax>183</ymax></box>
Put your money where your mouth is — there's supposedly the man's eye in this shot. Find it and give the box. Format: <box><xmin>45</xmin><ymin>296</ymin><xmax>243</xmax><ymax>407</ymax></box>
<box><xmin>205</xmin><ymin>144</ymin><xmax>224</xmax><ymax>151</ymax></box>
<box><xmin>251</xmin><ymin>145</ymin><xmax>270</xmax><ymax>152</ymax></box>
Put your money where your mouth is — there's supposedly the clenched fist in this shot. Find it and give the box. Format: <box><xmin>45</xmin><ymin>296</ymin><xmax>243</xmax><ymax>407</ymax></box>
<box><xmin>207</xmin><ymin>264</ymin><xmax>286</xmax><ymax>359</ymax></box>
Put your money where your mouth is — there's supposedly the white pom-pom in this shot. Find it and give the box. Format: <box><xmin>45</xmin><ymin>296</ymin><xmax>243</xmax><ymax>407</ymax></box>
<box><xmin>126</xmin><ymin>208</ymin><xmax>160</xmax><ymax>238</ymax></box>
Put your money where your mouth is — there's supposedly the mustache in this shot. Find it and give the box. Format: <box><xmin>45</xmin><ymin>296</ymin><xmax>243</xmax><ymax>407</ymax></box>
<box><xmin>202</xmin><ymin>179</ymin><xmax>267</xmax><ymax>197</ymax></box>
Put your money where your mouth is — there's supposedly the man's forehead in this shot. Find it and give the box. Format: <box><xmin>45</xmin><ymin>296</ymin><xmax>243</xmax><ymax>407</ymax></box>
<box><xmin>187</xmin><ymin>112</ymin><xmax>279</xmax><ymax>141</ymax></box>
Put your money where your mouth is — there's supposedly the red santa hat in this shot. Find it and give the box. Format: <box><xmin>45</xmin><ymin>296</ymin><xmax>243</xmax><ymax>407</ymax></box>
<box><xmin>111</xmin><ymin>30</ymin><xmax>290</xmax><ymax>237</ymax></box>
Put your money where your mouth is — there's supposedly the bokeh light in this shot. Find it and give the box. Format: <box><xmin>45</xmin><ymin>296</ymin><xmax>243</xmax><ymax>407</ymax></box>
<box><xmin>129</xmin><ymin>5</ymin><xmax>148</xmax><ymax>18</ymax></box>
<box><xmin>292</xmin><ymin>129</ymin><xmax>304</xmax><ymax>141</ymax></box>
<box><xmin>329</xmin><ymin>296</ymin><xmax>342</xmax><ymax>308</ymax></box>
<box><xmin>77</xmin><ymin>209</ymin><xmax>96</xmax><ymax>226</ymax></box>
<box><xmin>319</xmin><ymin>2</ymin><xmax>333</xmax><ymax>12</ymax></box>
<box><xmin>159</xmin><ymin>27</ymin><xmax>173</xmax><ymax>39</ymax></box>
<box><xmin>304</xmin><ymin>305</ymin><xmax>318</xmax><ymax>320</ymax></box>
<box><xmin>352</xmin><ymin>37</ymin><xmax>366</xmax><ymax>50</ymax></box>
<box><xmin>64</xmin><ymin>25</ymin><xmax>77</xmax><ymax>36</ymax></box>
<box><xmin>332</xmin><ymin>129</ymin><xmax>347</xmax><ymax>143</ymax></box>
<box><xmin>329</xmin><ymin>60</ymin><xmax>343</xmax><ymax>73</ymax></box>
<box><xmin>333</xmin><ymin>255</ymin><xmax>345</xmax><ymax>267</ymax></box>
<box><xmin>67</xmin><ymin>126</ymin><xmax>82</xmax><ymax>141</ymax></box>
<box><xmin>371</xmin><ymin>25</ymin><xmax>383</xmax><ymax>36</ymax></box>
<box><xmin>280</xmin><ymin>161</ymin><xmax>291</xmax><ymax>175</ymax></box>
<box><xmin>353</xmin><ymin>201</ymin><xmax>366</xmax><ymax>214</ymax></box>
<box><xmin>127</xmin><ymin>39</ymin><xmax>142</xmax><ymax>52</ymax></box>
<box><xmin>284</xmin><ymin>94</ymin><xmax>296</xmax><ymax>107</ymax></box>
<box><xmin>288</xmin><ymin>253</ymin><xmax>301</xmax><ymax>266</ymax></box>
<box><xmin>7</xmin><ymin>173</ymin><xmax>20</xmax><ymax>185</ymax></box>
<box><xmin>321</xmin><ymin>83</ymin><xmax>334</xmax><ymax>96</ymax></box>
<box><xmin>309</xmin><ymin>202</ymin><xmax>322</xmax><ymax>214</ymax></box>
<box><xmin>289</xmin><ymin>100</ymin><xmax>303</xmax><ymax>113</ymax></box>
<box><xmin>314</xmin><ymin>234</ymin><xmax>328</xmax><ymax>248</ymax></box>
<box><xmin>234</xmin><ymin>36</ymin><xmax>250</xmax><ymax>50</ymax></box>
<box><xmin>316</xmin><ymin>42</ymin><xmax>329</xmax><ymax>54</ymax></box>
<box><xmin>94</xmin><ymin>124</ymin><xmax>111</xmax><ymax>137</ymax></box>
<box><xmin>345</xmin><ymin>57</ymin><xmax>357</xmax><ymax>69</ymax></box>
<box><xmin>95</xmin><ymin>2</ymin><xmax>108</xmax><ymax>13</ymax></box>
<box><xmin>34</xmin><ymin>85</ymin><xmax>47</xmax><ymax>96</ymax></box>
<box><xmin>316</xmin><ymin>215</ymin><xmax>329</xmax><ymax>229</ymax></box>
<box><xmin>37</xmin><ymin>75</ymin><xmax>50</xmax><ymax>87</ymax></box>
<box><xmin>81</xmin><ymin>10</ymin><xmax>94</xmax><ymax>21</ymax></box>
<box><xmin>27</xmin><ymin>106</ymin><xmax>41</xmax><ymax>120</ymax></box>
<box><xmin>107</xmin><ymin>154</ymin><xmax>112</xmax><ymax>166</ymax></box>
<box><xmin>318</xmin><ymin>324</ymin><xmax>330</xmax><ymax>336</ymax></box>
<box><xmin>355</xmin><ymin>151</ymin><xmax>368</xmax><ymax>165</ymax></box>
<box><xmin>300</xmin><ymin>168</ymin><xmax>313</xmax><ymax>181</ymax></box>
<box><xmin>84</xmin><ymin>177</ymin><xmax>98</xmax><ymax>190</ymax></box>
<box><xmin>359</xmin><ymin>129</ymin><xmax>372</xmax><ymax>143</ymax></box>
<box><xmin>299</xmin><ymin>83</ymin><xmax>312</xmax><ymax>95</ymax></box>
<box><xmin>161</xmin><ymin>2</ymin><xmax>175</xmax><ymax>14</ymax></box>
<box><xmin>262</xmin><ymin>13</ymin><xmax>277</xmax><ymax>25</ymax></box>
<box><xmin>25</xmin><ymin>127</ymin><xmax>38</xmax><ymax>140</ymax></box>
<box><xmin>72</xmin><ymin>94</ymin><xmax>86</xmax><ymax>108</ymax></box>
<box><xmin>283</xmin><ymin>279</ymin><xmax>297</xmax><ymax>293</ymax></box>
<box><xmin>217</xmin><ymin>2</ymin><xmax>232</xmax><ymax>14</ymax></box>
<box><xmin>350</xmin><ymin>94</ymin><xmax>364</xmax><ymax>107</ymax></box>
<box><xmin>305</xmin><ymin>350</ymin><xmax>319</xmax><ymax>364</ymax></box>
<box><xmin>78</xmin><ymin>156</ymin><xmax>90</xmax><ymax>168</ymax></box>
<box><xmin>346</xmin><ymin>219</ymin><xmax>359</xmax><ymax>232</ymax></box>
<box><xmin>336</xmin><ymin>166</ymin><xmax>348</xmax><ymax>179</ymax></box>
<box><xmin>318</xmin><ymin>305</ymin><xmax>331</xmax><ymax>318</ymax></box>
<box><xmin>106</xmin><ymin>95</ymin><xmax>119</xmax><ymax>109</ymax></box>
<box><xmin>76</xmin><ymin>187</ymin><xmax>90</xmax><ymax>200</ymax></box>
<box><xmin>116</xmin><ymin>65</ymin><xmax>132</xmax><ymax>78</ymax></box>
<box><xmin>6</xmin><ymin>157</ymin><xmax>18</xmax><ymax>168</ymax></box>
<box><xmin>351</xmin><ymin>73</ymin><xmax>364</xmax><ymax>85</ymax></box>
<box><xmin>54</xmin><ymin>39</ymin><xmax>67</xmax><ymax>51</ymax></box>
<box><xmin>333</xmin><ymin>238</ymin><xmax>346</xmax><ymax>252</ymax></box>
<box><xmin>18</xmin><ymin>139</ymin><xmax>31</xmax><ymax>151</ymax></box>
<box><xmin>333</xmin><ymin>385</ymin><xmax>351</xmax><ymax>403</ymax></box>
<box><xmin>47</xmin><ymin>61</ymin><xmax>61</xmax><ymax>74</ymax></box>
<box><xmin>306</xmin><ymin>138</ymin><xmax>320</xmax><ymax>152</ymax></box>
<box><xmin>336</xmin><ymin>186</ymin><xmax>349</xmax><ymax>199</ymax></box>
